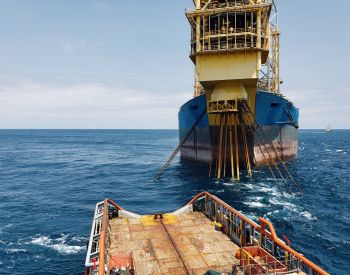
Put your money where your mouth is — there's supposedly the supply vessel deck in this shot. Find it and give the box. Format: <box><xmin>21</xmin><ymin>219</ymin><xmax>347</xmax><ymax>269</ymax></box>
<box><xmin>85</xmin><ymin>192</ymin><xmax>328</xmax><ymax>275</ymax></box>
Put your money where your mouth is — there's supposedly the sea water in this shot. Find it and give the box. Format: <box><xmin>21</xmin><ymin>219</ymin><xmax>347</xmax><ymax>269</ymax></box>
<box><xmin>0</xmin><ymin>129</ymin><xmax>349</xmax><ymax>274</ymax></box>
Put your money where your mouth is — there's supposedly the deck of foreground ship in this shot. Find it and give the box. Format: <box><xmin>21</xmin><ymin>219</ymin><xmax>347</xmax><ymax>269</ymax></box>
<box><xmin>85</xmin><ymin>192</ymin><xmax>328</xmax><ymax>275</ymax></box>
<box><xmin>109</xmin><ymin>211</ymin><xmax>240</xmax><ymax>274</ymax></box>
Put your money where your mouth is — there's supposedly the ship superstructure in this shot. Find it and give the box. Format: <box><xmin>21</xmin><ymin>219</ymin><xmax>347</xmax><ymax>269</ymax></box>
<box><xmin>187</xmin><ymin>0</ymin><xmax>271</xmax><ymax>102</ymax></box>
<box><xmin>179</xmin><ymin>0</ymin><xmax>299</xmax><ymax>181</ymax></box>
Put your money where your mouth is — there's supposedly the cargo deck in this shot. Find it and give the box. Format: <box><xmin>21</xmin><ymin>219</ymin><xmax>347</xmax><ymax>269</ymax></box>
<box><xmin>109</xmin><ymin>211</ymin><xmax>240</xmax><ymax>274</ymax></box>
<box><xmin>85</xmin><ymin>192</ymin><xmax>328</xmax><ymax>275</ymax></box>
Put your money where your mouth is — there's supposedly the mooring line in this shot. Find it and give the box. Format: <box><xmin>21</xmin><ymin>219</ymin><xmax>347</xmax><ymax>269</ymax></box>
<box><xmin>154</xmin><ymin>109</ymin><xmax>206</xmax><ymax>181</ymax></box>
<box><xmin>239</xmin><ymin>101</ymin><xmax>298</xmax><ymax>195</ymax></box>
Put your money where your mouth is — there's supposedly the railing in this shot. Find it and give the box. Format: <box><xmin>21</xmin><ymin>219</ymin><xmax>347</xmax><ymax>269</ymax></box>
<box><xmin>191</xmin><ymin>37</ymin><xmax>262</xmax><ymax>55</ymax></box>
<box><xmin>207</xmin><ymin>99</ymin><xmax>238</xmax><ymax>113</ymax></box>
<box><xmin>206</xmin><ymin>27</ymin><xmax>257</xmax><ymax>36</ymax></box>
<box><xmin>188</xmin><ymin>192</ymin><xmax>329</xmax><ymax>275</ymax></box>
<box><xmin>85</xmin><ymin>201</ymin><xmax>104</xmax><ymax>275</ymax></box>
<box><xmin>85</xmin><ymin>199</ymin><xmax>124</xmax><ymax>275</ymax></box>
<box><xmin>85</xmin><ymin>193</ymin><xmax>328</xmax><ymax>275</ymax></box>
<box><xmin>205</xmin><ymin>0</ymin><xmax>269</xmax><ymax>9</ymax></box>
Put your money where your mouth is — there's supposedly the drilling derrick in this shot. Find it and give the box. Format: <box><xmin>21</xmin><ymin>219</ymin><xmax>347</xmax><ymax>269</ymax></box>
<box><xmin>186</xmin><ymin>0</ymin><xmax>272</xmax><ymax>179</ymax></box>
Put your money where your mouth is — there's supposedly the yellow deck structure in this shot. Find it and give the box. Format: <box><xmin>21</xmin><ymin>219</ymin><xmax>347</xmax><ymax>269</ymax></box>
<box><xmin>187</xmin><ymin>0</ymin><xmax>272</xmax><ymax>109</ymax></box>
<box><xmin>85</xmin><ymin>192</ymin><xmax>329</xmax><ymax>275</ymax></box>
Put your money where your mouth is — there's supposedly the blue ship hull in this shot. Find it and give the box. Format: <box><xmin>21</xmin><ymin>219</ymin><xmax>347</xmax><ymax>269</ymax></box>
<box><xmin>178</xmin><ymin>90</ymin><xmax>299</xmax><ymax>165</ymax></box>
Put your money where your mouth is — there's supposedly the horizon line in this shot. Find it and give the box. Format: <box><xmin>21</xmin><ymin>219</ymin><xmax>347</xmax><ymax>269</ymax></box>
<box><xmin>0</xmin><ymin>128</ymin><xmax>349</xmax><ymax>131</ymax></box>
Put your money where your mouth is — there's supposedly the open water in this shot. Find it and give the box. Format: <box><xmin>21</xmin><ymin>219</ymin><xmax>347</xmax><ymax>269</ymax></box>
<box><xmin>0</xmin><ymin>129</ymin><xmax>349</xmax><ymax>274</ymax></box>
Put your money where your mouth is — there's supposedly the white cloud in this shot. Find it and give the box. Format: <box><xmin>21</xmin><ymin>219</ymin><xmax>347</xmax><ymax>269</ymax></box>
<box><xmin>62</xmin><ymin>41</ymin><xmax>85</xmax><ymax>52</ymax></box>
<box><xmin>0</xmin><ymin>74</ymin><xmax>188</xmax><ymax>129</ymax></box>
<box><xmin>56</xmin><ymin>36</ymin><xmax>103</xmax><ymax>53</ymax></box>
<box><xmin>0</xmin><ymin>74</ymin><xmax>348</xmax><ymax>129</ymax></box>
<box><xmin>284</xmin><ymin>87</ymin><xmax>350</xmax><ymax>129</ymax></box>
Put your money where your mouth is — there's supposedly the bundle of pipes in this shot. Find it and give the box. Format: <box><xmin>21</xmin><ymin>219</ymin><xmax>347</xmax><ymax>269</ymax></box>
<box><xmin>209</xmin><ymin>112</ymin><xmax>252</xmax><ymax>181</ymax></box>
<box><xmin>239</xmin><ymin>100</ymin><xmax>302</xmax><ymax>195</ymax></box>
<box><xmin>155</xmin><ymin>100</ymin><xmax>301</xmax><ymax>196</ymax></box>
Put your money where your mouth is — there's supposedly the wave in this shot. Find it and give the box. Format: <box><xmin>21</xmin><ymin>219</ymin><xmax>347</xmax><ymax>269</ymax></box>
<box><xmin>243</xmin><ymin>201</ymin><xmax>265</xmax><ymax>208</ymax></box>
<box><xmin>0</xmin><ymin>223</ymin><xmax>14</xmax><ymax>234</ymax></box>
<box><xmin>30</xmin><ymin>234</ymin><xmax>85</xmax><ymax>254</ymax></box>
<box><xmin>268</xmin><ymin>198</ymin><xmax>300</xmax><ymax>212</ymax></box>
<box><xmin>300</xmin><ymin>211</ymin><xmax>317</xmax><ymax>221</ymax></box>
<box><xmin>266</xmin><ymin>209</ymin><xmax>280</xmax><ymax>216</ymax></box>
<box><xmin>5</xmin><ymin>248</ymin><xmax>27</xmax><ymax>254</ymax></box>
<box><xmin>268</xmin><ymin>199</ymin><xmax>317</xmax><ymax>221</ymax></box>
<box><xmin>259</xmin><ymin>186</ymin><xmax>282</xmax><ymax>197</ymax></box>
<box><xmin>71</xmin><ymin>236</ymin><xmax>87</xmax><ymax>242</ymax></box>
<box><xmin>245</xmin><ymin>213</ymin><xmax>259</xmax><ymax>220</ymax></box>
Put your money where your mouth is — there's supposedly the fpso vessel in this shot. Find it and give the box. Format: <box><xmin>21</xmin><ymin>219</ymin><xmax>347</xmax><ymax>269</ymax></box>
<box><xmin>179</xmin><ymin>0</ymin><xmax>299</xmax><ymax>174</ymax></box>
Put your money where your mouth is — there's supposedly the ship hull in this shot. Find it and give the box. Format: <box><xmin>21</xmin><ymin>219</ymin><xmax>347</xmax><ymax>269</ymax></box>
<box><xmin>178</xmin><ymin>90</ymin><xmax>299</xmax><ymax>166</ymax></box>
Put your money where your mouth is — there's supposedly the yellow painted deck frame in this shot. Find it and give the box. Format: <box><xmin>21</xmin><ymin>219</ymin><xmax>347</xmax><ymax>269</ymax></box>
<box><xmin>187</xmin><ymin>0</ymin><xmax>272</xmax><ymax>117</ymax></box>
<box><xmin>196</xmin><ymin>52</ymin><xmax>260</xmax><ymax>83</ymax></box>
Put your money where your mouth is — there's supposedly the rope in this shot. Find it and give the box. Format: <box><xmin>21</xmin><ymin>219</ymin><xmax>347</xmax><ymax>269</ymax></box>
<box><xmin>159</xmin><ymin>218</ymin><xmax>190</xmax><ymax>274</ymax></box>
<box><xmin>154</xmin><ymin>109</ymin><xmax>207</xmax><ymax>180</ymax></box>
<box><xmin>239</xmin><ymin>100</ymin><xmax>303</xmax><ymax>195</ymax></box>
<box><xmin>241</xmin><ymin>112</ymin><xmax>285</xmax><ymax>196</ymax></box>
<box><xmin>241</xmin><ymin>108</ymin><xmax>292</xmax><ymax>194</ymax></box>
<box><xmin>209</xmin><ymin>113</ymin><xmax>219</xmax><ymax>177</ymax></box>
<box><xmin>240</xmin><ymin>100</ymin><xmax>302</xmax><ymax>195</ymax></box>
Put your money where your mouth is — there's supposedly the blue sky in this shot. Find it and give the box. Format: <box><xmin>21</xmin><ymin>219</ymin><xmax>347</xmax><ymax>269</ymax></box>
<box><xmin>0</xmin><ymin>0</ymin><xmax>349</xmax><ymax>129</ymax></box>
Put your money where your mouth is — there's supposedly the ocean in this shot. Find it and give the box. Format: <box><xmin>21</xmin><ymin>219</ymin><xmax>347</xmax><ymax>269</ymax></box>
<box><xmin>0</xmin><ymin>129</ymin><xmax>349</xmax><ymax>274</ymax></box>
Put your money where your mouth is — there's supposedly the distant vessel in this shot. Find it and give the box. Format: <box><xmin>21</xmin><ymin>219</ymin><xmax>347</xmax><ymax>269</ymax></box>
<box><xmin>85</xmin><ymin>192</ymin><xmax>329</xmax><ymax>274</ymax></box>
<box><xmin>325</xmin><ymin>125</ymin><xmax>332</xmax><ymax>133</ymax></box>
<box><xmin>178</xmin><ymin>0</ymin><xmax>299</xmax><ymax>180</ymax></box>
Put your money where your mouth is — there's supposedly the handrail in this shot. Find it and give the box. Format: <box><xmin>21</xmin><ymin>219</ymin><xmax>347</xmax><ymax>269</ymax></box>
<box><xmin>188</xmin><ymin>192</ymin><xmax>329</xmax><ymax>275</ymax></box>
<box><xmin>97</xmin><ymin>199</ymin><xmax>108</xmax><ymax>275</ymax></box>
<box><xmin>85</xmin><ymin>200</ymin><xmax>104</xmax><ymax>270</ymax></box>
<box><xmin>259</xmin><ymin>218</ymin><xmax>328</xmax><ymax>275</ymax></box>
<box><xmin>187</xmin><ymin>191</ymin><xmax>260</xmax><ymax>229</ymax></box>
<box><xmin>186</xmin><ymin>3</ymin><xmax>271</xmax><ymax>16</ymax></box>
<box><xmin>96</xmin><ymin>199</ymin><xmax>124</xmax><ymax>275</ymax></box>
<box><xmin>107</xmin><ymin>199</ymin><xmax>124</xmax><ymax>211</ymax></box>
<box><xmin>88</xmin><ymin>192</ymin><xmax>328</xmax><ymax>275</ymax></box>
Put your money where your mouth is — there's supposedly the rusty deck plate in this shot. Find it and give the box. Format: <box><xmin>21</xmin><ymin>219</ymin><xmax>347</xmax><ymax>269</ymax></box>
<box><xmin>108</xmin><ymin>212</ymin><xmax>240</xmax><ymax>275</ymax></box>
